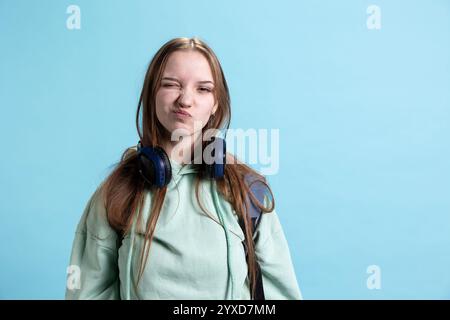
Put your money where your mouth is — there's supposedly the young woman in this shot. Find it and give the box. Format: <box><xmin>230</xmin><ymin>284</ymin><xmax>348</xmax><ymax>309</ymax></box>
<box><xmin>65</xmin><ymin>37</ymin><xmax>302</xmax><ymax>300</ymax></box>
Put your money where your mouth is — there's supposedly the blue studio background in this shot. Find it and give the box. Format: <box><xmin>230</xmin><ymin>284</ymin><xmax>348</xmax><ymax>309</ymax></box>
<box><xmin>1</xmin><ymin>0</ymin><xmax>449</xmax><ymax>299</ymax></box>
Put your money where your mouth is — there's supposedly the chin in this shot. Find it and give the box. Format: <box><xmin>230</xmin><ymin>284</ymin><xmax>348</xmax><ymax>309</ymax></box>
<box><xmin>169</xmin><ymin>125</ymin><xmax>193</xmax><ymax>137</ymax></box>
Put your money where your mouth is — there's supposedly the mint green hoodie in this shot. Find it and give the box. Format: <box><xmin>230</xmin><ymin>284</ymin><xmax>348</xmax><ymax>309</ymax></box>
<box><xmin>65</xmin><ymin>158</ymin><xmax>302</xmax><ymax>300</ymax></box>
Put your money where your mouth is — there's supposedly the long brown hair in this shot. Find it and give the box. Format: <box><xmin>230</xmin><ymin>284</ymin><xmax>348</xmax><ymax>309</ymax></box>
<box><xmin>101</xmin><ymin>37</ymin><xmax>274</xmax><ymax>299</ymax></box>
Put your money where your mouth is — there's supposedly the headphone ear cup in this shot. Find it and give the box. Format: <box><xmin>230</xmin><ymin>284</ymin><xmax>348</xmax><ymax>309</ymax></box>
<box><xmin>137</xmin><ymin>145</ymin><xmax>172</xmax><ymax>187</ymax></box>
<box><xmin>205</xmin><ymin>137</ymin><xmax>226</xmax><ymax>179</ymax></box>
<box><xmin>154</xmin><ymin>146</ymin><xmax>172</xmax><ymax>186</ymax></box>
<box><xmin>138</xmin><ymin>152</ymin><xmax>155</xmax><ymax>184</ymax></box>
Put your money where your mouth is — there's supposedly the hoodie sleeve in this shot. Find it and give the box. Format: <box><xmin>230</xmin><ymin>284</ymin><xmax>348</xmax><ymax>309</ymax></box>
<box><xmin>65</xmin><ymin>186</ymin><xmax>121</xmax><ymax>300</ymax></box>
<box><xmin>253</xmin><ymin>208</ymin><xmax>303</xmax><ymax>300</ymax></box>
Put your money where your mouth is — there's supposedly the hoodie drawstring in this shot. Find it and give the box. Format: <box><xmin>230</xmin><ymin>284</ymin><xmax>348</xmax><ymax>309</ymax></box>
<box><xmin>211</xmin><ymin>180</ymin><xmax>234</xmax><ymax>299</ymax></box>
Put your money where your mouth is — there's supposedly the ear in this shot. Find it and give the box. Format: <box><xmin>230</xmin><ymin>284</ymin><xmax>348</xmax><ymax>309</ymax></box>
<box><xmin>212</xmin><ymin>102</ymin><xmax>218</xmax><ymax>116</ymax></box>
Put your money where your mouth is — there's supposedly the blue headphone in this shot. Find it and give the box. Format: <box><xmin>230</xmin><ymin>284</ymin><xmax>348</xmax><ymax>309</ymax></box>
<box><xmin>137</xmin><ymin>136</ymin><xmax>226</xmax><ymax>187</ymax></box>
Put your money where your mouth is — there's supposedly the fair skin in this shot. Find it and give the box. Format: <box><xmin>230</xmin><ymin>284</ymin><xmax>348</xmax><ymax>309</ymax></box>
<box><xmin>155</xmin><ymin>49</ymin><xmax>218</xmax><ymax>164</ymax></box>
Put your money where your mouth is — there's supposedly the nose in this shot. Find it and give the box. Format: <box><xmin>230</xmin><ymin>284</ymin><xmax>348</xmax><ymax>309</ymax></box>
<box><xmin>177</xmin><ymin>87</ymin><xmax>193</xmax><ymax>108</ymax></box>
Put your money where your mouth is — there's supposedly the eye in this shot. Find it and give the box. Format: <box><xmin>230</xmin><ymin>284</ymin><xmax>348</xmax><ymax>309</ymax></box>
<box><xmin>199</xmin><ymin>87</ymin><xmax>212</xmax><ymax>93</ymax></box>
<box><xmin>162</xmin><ymin>83</ymin><xmax>179</xmax><ymax>88</ymax></box>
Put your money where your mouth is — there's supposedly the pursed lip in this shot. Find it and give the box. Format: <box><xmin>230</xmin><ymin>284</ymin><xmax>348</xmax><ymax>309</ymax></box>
<box><xmin>173</xmin><ymin>109</ymin><xmax>192</xmax><ymax>117</ymax></box>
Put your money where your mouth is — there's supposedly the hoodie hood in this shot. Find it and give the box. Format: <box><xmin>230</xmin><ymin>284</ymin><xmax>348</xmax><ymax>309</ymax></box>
<box><xmin>168</xmin><ymin>158</ymin><xmax>199</xmax><ymax>180</ymax></box>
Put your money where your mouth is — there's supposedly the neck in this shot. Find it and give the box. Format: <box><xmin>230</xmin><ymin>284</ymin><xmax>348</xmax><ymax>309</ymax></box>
<box><xmin>161</xmin><ymin>132</ymin><xmax>203</xmax><ymax>165</ymax></box>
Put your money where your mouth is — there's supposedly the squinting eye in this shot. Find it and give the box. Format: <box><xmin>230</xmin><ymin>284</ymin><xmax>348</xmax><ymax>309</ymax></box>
<box><xmin>162</xmin><ymin>83</ymin><xmax>178</xmax><ymax>88</ymax></box>
<box><xmin>199</xmin><ymin>87</ymin><xmax>212</xmax><ymax>92</ymax></box>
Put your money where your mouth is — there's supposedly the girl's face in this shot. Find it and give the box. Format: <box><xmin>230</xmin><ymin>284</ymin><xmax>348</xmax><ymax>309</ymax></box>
<box><xmin>155</xmin><ymin>50</ymin><xmax>218</xmax><ymax>140</ymax></box>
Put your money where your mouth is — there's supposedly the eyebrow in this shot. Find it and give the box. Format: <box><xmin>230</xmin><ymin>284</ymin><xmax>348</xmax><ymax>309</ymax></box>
<box><xmin>161</xmin><ymin>77</ymin><xmax>214</xmax><ymax>85</ymax></box>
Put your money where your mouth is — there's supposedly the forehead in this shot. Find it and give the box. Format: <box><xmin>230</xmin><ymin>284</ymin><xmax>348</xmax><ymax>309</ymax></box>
<box><xmin>163</xmin><ymin>50</ymin><xmax>213</xmax><ymax>81</ymax></box>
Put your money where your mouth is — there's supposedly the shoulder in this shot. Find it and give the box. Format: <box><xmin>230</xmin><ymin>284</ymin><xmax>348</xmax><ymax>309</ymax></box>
<box><xmin>76</xmin><ymin>184</ymin><xmax>118</xmax><ymax>243</ymax></box>
<box><xmin>253</xmin><ymin>208</ymin><xmax>284</xmax><ymax>247</ymax></box>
